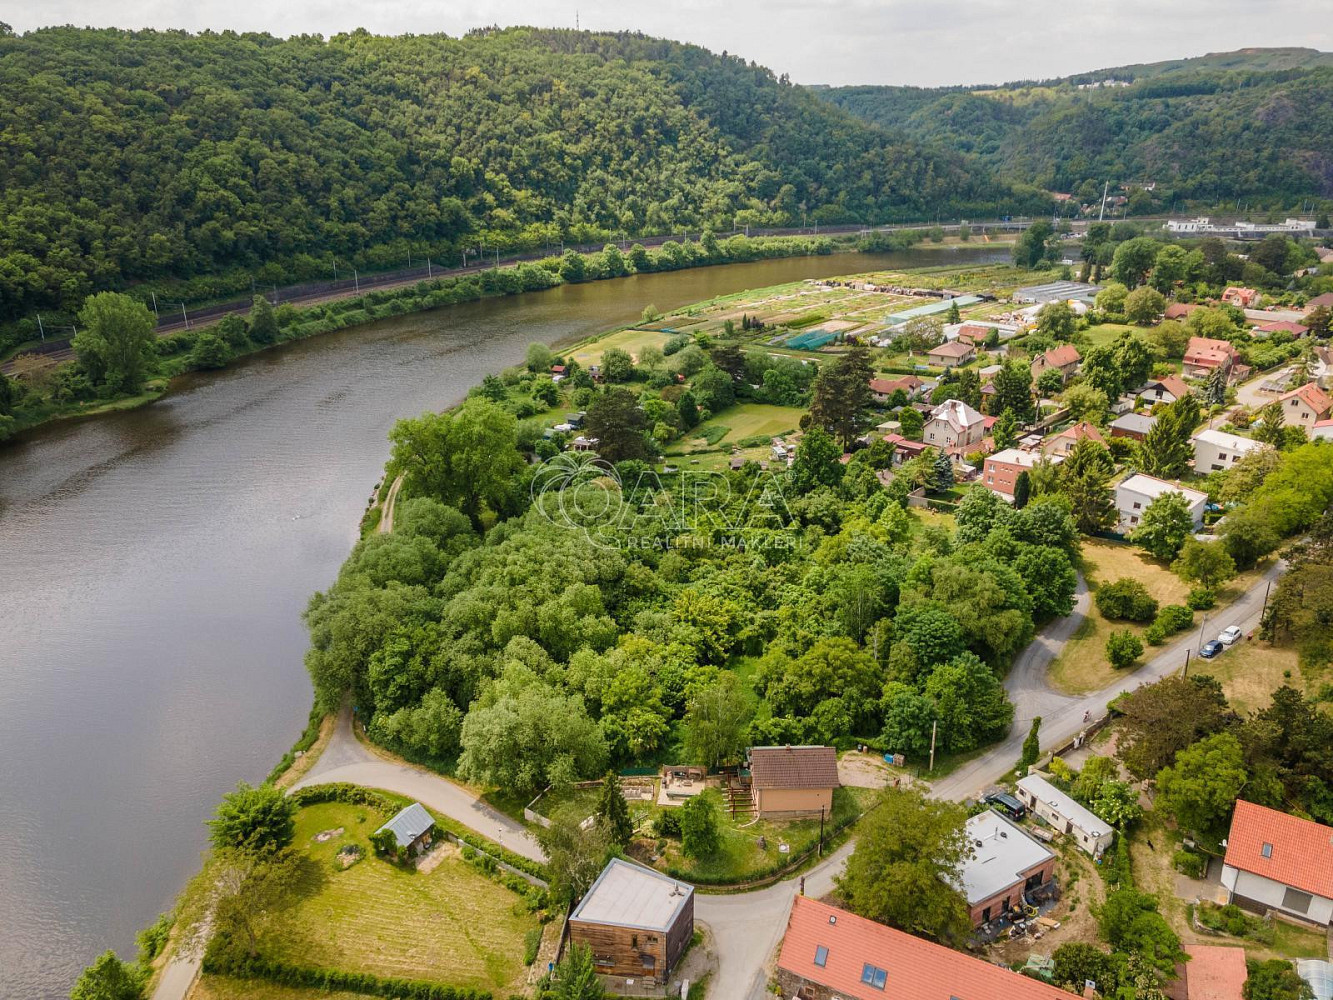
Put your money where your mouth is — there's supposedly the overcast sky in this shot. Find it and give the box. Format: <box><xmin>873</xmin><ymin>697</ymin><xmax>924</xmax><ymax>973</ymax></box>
<box><xmin>11</xmin><ymin>0</ymin><xmax>1332</xmax><ymax>87</ymax></box>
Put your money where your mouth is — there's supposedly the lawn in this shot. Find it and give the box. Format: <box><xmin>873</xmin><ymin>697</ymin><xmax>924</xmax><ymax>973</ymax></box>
<box><xmin>567</xmin><ymin>326</ymin><xmax>676</xmax><ymax>367</ymax></box>
<box><xmin>1190</xmin><ymin>639</ymin><xmax>1317</xmax><ymax>715</ymax></box>
<box><xmin>1048</xmin><ymin>540</ymin><xmax>1268</xmax><ymax>695</ymax></box>
<box><xmin>191</xmin><ymin>977</ymin><xmax>368</xmax><ymax>1000</ymax></box>
<box><xmin>252</xmin><ymin>801</ymin><xmax>540</xmax><ymax>994</ymax></box>
<box><xmin>650</xmin><ymin>785</ymin><xmax>873</xmax><ymax>884</ymax></box>
<box><xmin>663</xmin><ymin>402</ymin><xmax>805</xmax><ymax>468</ymax></box>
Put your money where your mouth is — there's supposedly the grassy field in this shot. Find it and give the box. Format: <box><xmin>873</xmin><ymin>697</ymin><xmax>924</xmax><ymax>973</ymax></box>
<box><xmin>191</xmin><ymin>976</ymin><xmax>368</xmax><ymax>1000</ymax></box>
<box><xmin>252</xmin><ymin>801</ymin><xmax>539</xmax><ymax>994</ymax></box>
<box><xmin>1189</xmin><ymin>638</ymin><xmax>1318</xmax><ymax>714</ymax></box>
<box><xmin>1048</xmin><ymin>540</ymin><xmax>1269</xmax><ymax>695</ymax></box>
<box><xmin>567</xmin><ymin>326</ymin><xmax>676</xmax><ymax>367</ymax></box>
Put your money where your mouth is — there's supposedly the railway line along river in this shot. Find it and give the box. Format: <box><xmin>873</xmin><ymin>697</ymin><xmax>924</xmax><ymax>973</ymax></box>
<box><xmin>0</xmin><ymin>246</ymin><xmax>1005</xmax><ymax>998</ymax></box>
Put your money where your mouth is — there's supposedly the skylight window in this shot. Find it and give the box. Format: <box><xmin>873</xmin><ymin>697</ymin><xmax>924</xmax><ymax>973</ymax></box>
<box><xmin>861</xmin><ymin>964</ymin><xmax>887</xmax><ymax>990</ymax></box>
<box><xmin>814</xmin><ymin>945</ymin><xmax>828</xmax><ymax>968</ymax></box>
<box><xmin>1261</xmin><ymin>842</ymin><xmax>1273</xmax><ymax>858</ymax></box>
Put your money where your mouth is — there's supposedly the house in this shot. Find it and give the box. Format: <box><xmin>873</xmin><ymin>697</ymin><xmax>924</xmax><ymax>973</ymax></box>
<box><xmin>1115</xmin><ymin>474</ymin><xmax>1208</xmax><ymax>531</ymax></box>
<box><xmin>882</xmin><ymin>433</ymin><xmax>929</xmax><ymax>466</ymax></box>
<box><xmin>949</xmin><ymin>323</ymin><xmax>993</xmax><ymax>347</ymax></box>
<box><xmin>1254</xmin><ymin>320</ymin><xmax>1309</xmax><ymax>339</ymax></box>
<box><xmin>1137</xmin><ymin>375</ymin><xmax>1192</xmax><ymax>406</ymax></box>
<box><xmin>775</xmin><ymin>896</ymin><xmax>1073</xmax><ymax>1000</ymax></box>
<box><xmin>1175</xmin><ymin>945</ymin><xmax>1249</xmax><ymax>1000</ymax></box>
<box><xmin>926</xmin><ymin>341</ymin><xmax>977</xmax><ymax>368</ymax></box>
<box><xmin>924</xmin><ymin>399</ymin><xmax>987</xmax><ymax>456</ymax></box>
<box><xmin>748</xmin><ymin>745</ymin><xmax>840</xmax><ymax>819</ymax></box>
<box><xmin>1313</xmin><ymin>419</ymin><xmax>1333</xmax><ymax>442</ymax></box>
<box><xmin>957</xmin><ymin>811</ymin><xmax>1056</xmax><ymax>927</ymax></box>
<box><xmin>1221</xmin><ymin>800</ymin><xmax>1333</xmax><ymax>925</ymax></box>
<box><xmin>1015</xmin><ymin>774</ymin><xmax>1114</xmax><ymax>857</ymax></box>
<box><xmin>1041</xmin><ymin>421</ymin><xmax>1105</xmax><ymax>458</ymax></box>
<box><xmin>869</xmin><ymin>375</ymin><xmax>923</xmax><ymax>404</ymax></box>
<box><xmin>1164</xmin><ymin>302</ymin><xmax>1201</xmax><ymax>321</ymax></box>
<box><xmin>1305</xmin><ymin>292</ymin><xmax>1333</xmax><ymax>313</ymax></box>
<box><xmin>1276</xmin><ymin>383</ymin><xmax>1333</xmax><ymax>430</ymax></box>
<box><xmin>1221</xmin><ymin>286</ymin><xmax>1259</xmax><ymax>308</ymax></box>
<box><xmin>1192</xmin><ymin>429</ymin><xmax>1267</xmax><ymax>472</ymax></box>
<box><xmin>375</xmin><ymin>802</ymin><xmax>435</xmax><ymax>857</ymax></box>
<box><xmin>1109</xmin><ymin>411</ymin><xmax>1157</xmax><ymax>442</ymax></box>
<box><xmin>1030</xmin><ymin>344</ymin><xmax>1081</xmax><ymax>384</ymax></box>
<box><xmin>983</xmin><ymin>448</ymin><xmax>1060</xmax><ymax>500</ymax></box>
<box><xmin>1184</xmin><ymin>337</ymin><xmax>1239</xmax><ymax>379</ymax></box>
<box><xmin>568</xmin><ymin>858</ymin><xmax>695</xmax><ymax>986</ymax></box>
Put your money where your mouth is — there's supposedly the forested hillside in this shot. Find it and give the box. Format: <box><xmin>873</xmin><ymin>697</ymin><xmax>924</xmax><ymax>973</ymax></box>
<box><xmin>821</xmin><ymin>49</ymin><xmax>1333</xmax><ymax>204</ymax></box>
<box><xmin>0</xmin><ymin>24</ymin><xmax>1047</xmax><ymax>320</ymax></box>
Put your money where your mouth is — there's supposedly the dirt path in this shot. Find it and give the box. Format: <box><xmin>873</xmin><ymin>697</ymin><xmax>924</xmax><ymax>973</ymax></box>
<box><xmin>378</xmin><ymin>475</ymin><xmax>404</xmax><ymax>534</ymax></box>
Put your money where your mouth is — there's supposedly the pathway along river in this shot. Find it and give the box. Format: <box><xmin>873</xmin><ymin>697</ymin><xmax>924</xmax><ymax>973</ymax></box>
<box><xmin>0</xmin><ymin>246</ymin><xmax>1005</xmax><ymax>998</ymax></box>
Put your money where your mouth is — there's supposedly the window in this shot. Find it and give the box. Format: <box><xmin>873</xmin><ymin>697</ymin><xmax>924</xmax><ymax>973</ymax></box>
<box><xmin>1132</xmin><ymin>501</ymin><xmax>1141</xmax><ymax>510</ymax></box>
<box><xmin>1283</xmin><ymin>887</ymin><xmax>1313</xmax><ymax>914</ymax></box>
<box><xmin>861</xmin><ymin>964</ymin><xmax>887</xmax><ymax>990</ymax></box>
<box><xmin>640</xmin><ymin>954</ymin><xmax>656</xmax><ymax>970</ymax></box>
<box><xmin>1261</xmin><ymin>843</ymin><xmax>1273</xmax><ymax>859</ymax></box>
<box><xmin>594</xmin><ymin>954</ymin><xmax>614</xmax><ymax>967</ymax></box>
<box><xmin>814</xmin><ymin>946</ymin><xmax>828</xmax><ymax>968</ymax></box>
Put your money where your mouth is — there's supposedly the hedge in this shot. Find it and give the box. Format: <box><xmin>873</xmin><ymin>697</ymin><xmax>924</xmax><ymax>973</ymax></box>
<box><xmin>202</xmin><ymin>951</ymin><xmax>492</xmax><ymax>1000</ymax></box>
<box><xmin>265</xmin><ymin>706</ymin><xmax>325</xmax><ymax>785</ymax></box>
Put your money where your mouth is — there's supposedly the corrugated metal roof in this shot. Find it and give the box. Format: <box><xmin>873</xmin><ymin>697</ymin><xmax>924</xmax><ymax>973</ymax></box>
<box><xmin>376</xmin><ymin>802</ymin><xmax>434</xmax><ymax>849</ymax></box>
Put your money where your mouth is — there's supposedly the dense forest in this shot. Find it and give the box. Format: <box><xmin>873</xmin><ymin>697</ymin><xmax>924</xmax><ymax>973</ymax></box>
<box><xmin>0</xmin><ymin>24</ymin><xmax>1049</xmax><ymax>321</ymax></box>
<box><xmin>820</xmin><ymin>48</ymin><xmax>1333</xmax><ymax>204</ymax></box>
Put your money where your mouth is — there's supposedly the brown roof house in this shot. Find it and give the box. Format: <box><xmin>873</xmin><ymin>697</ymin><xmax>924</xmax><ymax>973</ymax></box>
<box><xmin>1276</xmin><ymin>383</ymin><xmax>1333</xmax><ymax>431</ymax></box>
<box><xmin>1030</xmin><ymin>344</ymin><xmax>1081</xmax><ymax>384</ymax></box>
<box><xmin>1041</xmin><ymin>421</ymin><xmax>1105</xmax><ymax>458</ymax></box>
<box><xmin>1138</xmin><ymin>375</ymin><xmax>1192</xmax><ymax>406</ymax></box>
<box><xmin>748</xmin><ymin>745</ymin><xmax>840</xmax><ymax>819</ymax></box>
<box><xmin>1183</xmin><ymin>337</ymin><xmax>1239</xmax><ymax>379</ymax></box>
<box><xmin>568</xmin><ymin>858</ymin><xmax>695</xmax><ymax>988</ymax></box>
<box><xmin>926</xmin><ymin>340</ymin><xmax>977</xmax><ymax>369</ymax></box>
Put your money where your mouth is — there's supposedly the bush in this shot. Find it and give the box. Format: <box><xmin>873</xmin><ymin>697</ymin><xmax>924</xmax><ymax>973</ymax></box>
<box><xmin>1188</xmin><ymin>586</ymin><xmax>1217</xmax><ymax>610</ymax></box>
<box><xmin>136</xmin><ymin>912</ymin><xmax>173</xmax><ymax>964</ymax></box>
<box><xmin>1107</xmin><ymin>630</ymin><xmax>1144</xmax><ymax>669</ymax></box>
<box><xmin>1173</xmin><ymin>850</ymin><xmax>1207</xmax><ymax>879</ymax></box>
<box><xmin>201</xmin><ymin>951</ymin><xmax>491</xmax><ymax>1000</ymax></box>
<box><xmin>1145</xmin><ymin>622</ymin><xmax>1167</xmax><ymax>646</ymax></box>
<box><xmin>1156</xmin><ymin>604</ymin><xmax>1194</xmax><ymax>633</ymax></box>
<box><xmin>1095</xmin><ymin>579</ymin><xmax>1160</xmax><ymax>622</ymax></box>
<box><xmin>523</xmin><ymin>926</ymin><xmax>543</xmax><ymax>966</ymax></box>
<box><xmin>656</xmin><ymin>810</ymin><xmax>682</xmax><ymax>838</ymax></box>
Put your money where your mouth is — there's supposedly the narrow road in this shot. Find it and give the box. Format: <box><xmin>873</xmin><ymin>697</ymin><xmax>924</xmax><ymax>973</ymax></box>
<box><xmin>378</xmin><ymin>475</ymin><xmax>403</xmax><ymax>535</ymax></box>
<box><xmin>291</xmin><ymin>706</ymin><xmax>544</xmax><ymax>862</ymax></box>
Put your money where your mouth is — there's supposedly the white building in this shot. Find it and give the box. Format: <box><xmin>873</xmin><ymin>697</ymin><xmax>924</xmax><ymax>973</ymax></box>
<box><xmin>956</xmin><ymin>811</ymin><xmax>1056</xmax><ymax>926</ymax></box>
<box><xmin>1115</xmin><ymin>473</ymin><xmax>1208</xmax><ymax>532</ymax></box>
<box><xmin>1221</xmin><ymin>800</ymin><xmax>1333</xmax><ymax>926</ymax></box>
<box><xmin>924</xmin><ymin>399</ymin><xmax>987</xmax><ymax>456</ymax></box>
<box><xmin>1192</xmin><ymin>429</ymin><xmax>1268</xmax><ymax>473</ymax></box>
<box><xmin>1015</xmin><ymin>774</ymin><xmax>1114</xmax><ymax>857</ymax></box>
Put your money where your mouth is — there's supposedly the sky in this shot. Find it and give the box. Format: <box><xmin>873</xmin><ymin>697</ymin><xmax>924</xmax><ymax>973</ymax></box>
<box><xmin>11</xmin><ymin>0</ymin><xmax>1333</xmax><ymax>87</ymax></box>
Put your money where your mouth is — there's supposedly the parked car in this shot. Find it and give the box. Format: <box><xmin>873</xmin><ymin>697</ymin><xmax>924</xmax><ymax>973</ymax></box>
<box><xmin>984</xmin><ymin>791</ymin><xmax>1027</xmax><ymax>821</ymax></box>
<box><xmin>1199</xmin><ymin>639</ymin><xmax>1224</xmax><ymax>659</ymax></box>
<box><xmin>1218</xmin><ymin>625</ymin><xmax>1243</xmax><ymax>646</ymax></box>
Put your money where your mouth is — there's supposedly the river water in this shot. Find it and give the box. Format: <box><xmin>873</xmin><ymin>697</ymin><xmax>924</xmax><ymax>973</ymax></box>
<box><xmin>0</xmin><ymin>247</ymin><xmax>1004</xmax><ymax>997</ymax></box>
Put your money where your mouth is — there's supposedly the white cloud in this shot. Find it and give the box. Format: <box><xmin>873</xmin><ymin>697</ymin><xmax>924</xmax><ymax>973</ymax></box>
<box><xmin>11</xmin><ymin>0</ymin><xmax>1332</xmax><ymax>87</ymax></box>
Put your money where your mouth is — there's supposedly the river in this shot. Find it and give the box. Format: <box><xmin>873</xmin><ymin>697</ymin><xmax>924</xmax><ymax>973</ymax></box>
<box><xmin>0</xmin><ymin>246</ymin><xmax>1005</xmax><ymax>998</ymax></box>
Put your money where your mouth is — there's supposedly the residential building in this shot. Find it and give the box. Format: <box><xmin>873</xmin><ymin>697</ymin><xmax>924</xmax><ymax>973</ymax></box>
<box><xmin>375</xmin><ymin>802</ymin><xmax>436</xmax><ymax>857</ymax></box>
<box><xmin>1305</xmin><ymin>292</ymin><xmax>1333</xmax><ymax>313</ymax></box>
<box><xmin>1312</xmin><ymin>419</ymin><xmax>1333</xmax><ymax>442</ymax></box>
<box><xmin>882</xmin><ymin>433</ymin><xmax>930</xmax><ymax>466</ymax></box>
<box><xmin>957</xmin><ymin>811</ymin><xmax>1056</xmax><ymax>927</ymax></box>
<box><xmin>983</xmin><ymin>448</ymin><xmax>1060</xmax><ymax>500</ymax></box>
<box><xmin>868</xmin><ymin>375</ymin><xmax>924</xmax><ymax>404</ymax></box>
<box><xmin>1137</xmin><ymin>375</ymin><xmax>1192</xmax><ymax>406</ymax></box>
<box><xmin>1276</xmin><ymin>383</ymin><xmax>1333</xmax><ymax>430</ymax></box>
<box><xmin>1041</xmin><ymin>421</ymin><xmax>1105</xmax><ymax>458</ymax></box>
<box><xmin>748</xmin><ymin>745</ymin><xmax>840</xmax><ymax>819</ymax></box>
<box><xmin>1015</xmin><ymin>774</ymin><xmax>1114</xmax><ymax>856</ymax></box>
<box><xmin>1254</xmin><ymin>320</ymin><xmax>1309</xmax><ymax>339</ymax></box>
<box><xmin>924</xmin><ymin>399</ymin><xmax>986</xmax><ymax>456</ymax></box>
<box><xmin>1176</xmin><ymin>945</ymin><xmax>1249</xmax><ymax>1000</ymax></box>
<box><xmin>1183</xmin><ymin>337</ymin><xmax>1239</xmax><ymax>379</ymax></box>
<box><xmin>775</xmin><ymin>896</ymin><xmax>1073</xmax><ymax>1000</ymax></box>
<box><xmin>1192</xmin><ymin>429</ymin><xmax>1267</xmax><ymax>472</ymax></box>
<box><xmin>1221</xmin><ymin>287</ymin><xmax>1259</xmax><ymax>308</ymax></box>
<box><xmin>1164</xmin><ymin>302</ymin><xmax>1200</xmax><ymax>321</ymax></box>
<box><xmin>1030</xmin><ymin>344</ymin><xmax>1081</xmax><ymax>384</ymax></box>
<box><xmin>1109</xmin><ymin>411</ymin><xmax>1157</xmax><ymax>442</ymax></box>
<box><xmin>568</xmin><ymin>858</ymin><xmax>695</xmax><ymax>986</ymax></box>
<box><xmin>1115</xmin><ymin>474</ymin><xmax>1208</xmax><ymax>531</ymax></box>
<box><xmin>1221</xmin><ymin>800</ymin><xmax>1333</xmax><ymax>925</ymax></box>
<box><xmin>926</xmin><ymin>341</ymin><xmax>976</xmax><ymax>368</ymax></box>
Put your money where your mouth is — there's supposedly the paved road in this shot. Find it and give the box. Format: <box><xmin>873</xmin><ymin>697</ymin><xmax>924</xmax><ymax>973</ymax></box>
<box><xmin>291</xmin><ymin>706</ymin><xmax>544</xmax><ymax>862</ymax></box>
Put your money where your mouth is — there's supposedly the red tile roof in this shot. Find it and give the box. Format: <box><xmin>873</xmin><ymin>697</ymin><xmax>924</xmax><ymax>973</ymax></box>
<box><xmin>1043</xmin><ymin>344</ymin><xmax>1081</xmax><ymax>368</ymax></box>
<box><xmin>929</xmin><ymin>341</ymin><xmax>976</xmax><ymax>358</ymax></box>
<box><xmin>1184</xmin><ymin>337</ymin><xmax>1238</xmax><ymax>369</ymax></box>
<box><xmin>1165</xmin><ymin>303</ymin><xmax>1200</xmax><ymax>320</ymax></box>
<box><xmin>870</xmin><ymin>375</ymin><xmax>922</xmax><ymax>395</ymax></box>
<box><xmin>777</xmin><ymin>896</ymin><xmax>1072</xmax><ymax>1000</ymax></box>
<box><xmin>749</xmin><ymin>746</ymin><xmax>840</xmax><ymax>790</ymax></box>
<box><xmin>1224</xmin><ymin>800</ymin><xmax>1333</xmax><ymax>899</ymax></box>
<box><xmin>1279</xmin><ymin>382</ymin><xmax>1333</xmax><ymax>415</ymax></box>
<box><xmin>1255</xmin><ymin>320</ymin><xmax>1309</xmax><ymax>336</ymax></box>
<box><xmin>1151</xmin><ymin>375</ymin><xmax>1193</xmax><ymax>400</ymax></box>
<box><xmin>1049</xmin><ymin>421</ymin><xmax>1106</xmax><ymax>446</ymax></box>
<box><xmin>1183</xmin><ymin>945</ymin><xmax>1248</xmax><ymax>1000</ymax></box>
<box><xmin>1305</xmin><ymin>292</ymin><xmax>1333</xmax><ymax>311</ymax></box>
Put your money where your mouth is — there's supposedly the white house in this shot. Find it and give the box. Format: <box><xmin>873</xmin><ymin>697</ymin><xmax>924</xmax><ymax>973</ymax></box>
<box><xmin>1015</xmin><ymin>774</ymin><xmax>1114</xmax><ymax>857</ymax></box>
<box><xmin>1221</xmin><ymin>800</ymin><xmax>1333</xmax><ymax>926</ymax></box>
<box><xmin>1115</xmin><ymin>473</ymin><xmax>1208</xmax><ymax>532</ymax></box>
<box><xmin>1192</xmin><ymin>429</ymin><xmax>1268</xmax><ymax>473</ymax></box>
<box><xmin>924</xmin><ymin>399</ymin><xmax>987</xmax><ymax>456</ymax></box>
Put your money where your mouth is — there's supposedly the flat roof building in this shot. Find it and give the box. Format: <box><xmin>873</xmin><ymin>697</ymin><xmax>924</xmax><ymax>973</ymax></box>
<box><xmin>956</xmin><ymin>811</ymin><xmax>1056</xmax><ymax>927</ymax></box>
<box><xmin>569</xmin><ymin>858</ymin><xmax>695</xmax><ymax>986</ymax></box>
<box><xmin>1015</xmin><ymin>774</ymin><xmax>1114</xmax><ymax>856</ymax></box>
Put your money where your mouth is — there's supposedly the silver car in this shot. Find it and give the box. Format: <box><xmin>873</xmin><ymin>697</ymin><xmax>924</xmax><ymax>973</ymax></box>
<box><xmin>1218</xmin><ymin>625</ymin><xmax>1243</xmax><ymax>645</ymax></box>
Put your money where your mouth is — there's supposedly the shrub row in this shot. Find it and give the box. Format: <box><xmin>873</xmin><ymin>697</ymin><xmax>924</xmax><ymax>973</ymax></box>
<box><xmin>1145</xmin><ymin>604</ymin><xmax>1194</xmax><ymax>645</ymax></box>
<box><xmin>1095</xmin><ymin>578</ymin><xmax>1159</xmax><ymax>622</ymax></box>
<box><xmin>202</xmin><ymin>951</ymin><xmax>492</xmax><ymax>1000</ymax></box>
<box><xmin>265</xmin><ymin>706</ymin><xmax>326</xmax><ymax>785</ymax></box>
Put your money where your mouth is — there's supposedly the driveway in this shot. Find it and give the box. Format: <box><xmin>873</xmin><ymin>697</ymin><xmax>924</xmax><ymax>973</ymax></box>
<box><xmin>292</xmin><ymin>706</ymin><xmax>544</xmax><ymax>862</ymax></box>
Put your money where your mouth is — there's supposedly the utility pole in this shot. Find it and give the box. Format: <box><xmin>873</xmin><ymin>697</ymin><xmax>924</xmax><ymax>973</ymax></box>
<box><xmin>37</xmin><ymin>314</ymin><xmax>45</xmax><ymax>341</ymax></box>
<box><xmin>426</xmin><ymin>257</ymin><xmax>432</xmax><ymax>279</ymax></box>
<box><xmin>353</xmin><ymin>269</ymin><xmax>359</xmax><ymax>294</ymax></box>
<box><xmin>180</xmin><ymin>303</ymin><xmax>189</xmax><ymax>330</ymax></box>
<box><xmin>818</xmin><ymin>805</ymin><xmax>825</xmax><ymax>858</ymax></box>
<box><xmin>150</xmin><ymin>291</ymin><xmax>159</xmax><ymax>318</ymax></box>
<box><xmin>929</xmin><ymin>720</ymin><xmax>938</xmax><ymax>773</ymax></box>
<box><xmin>1098</xmin><ymin>180</ymin><xmax>1109</xmax><ymax>222</ymax></box>
<box><xmin>1183</xmin><ymin>647</ymin><xmax>1190</xmax><ymax>677</ymax></box>
<box><xmin>333</xmin><ymin>261</ymin><xmax>338</xmax><ymax>281</ymax></box>
<box><xmin>1260</xmin><ymin>580</ymin><xmax>1273</xmax><ymax>620</ymax></box>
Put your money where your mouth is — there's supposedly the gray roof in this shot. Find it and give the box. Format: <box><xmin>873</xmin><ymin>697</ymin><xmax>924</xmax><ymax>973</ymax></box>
<box><xmin>1014</xmin><ymin>280</ymin><xmax>1101</xmax><ymax>303</ymax></box>
<box><xmin>1110</xmin><ymin>412</ymin><xmax>1157</xmax><ymax>434</ymax></box>
<box><xmin>376</xmin><ymin>802</ymin><xmax>434</xmax><ymax>848</ymax></box>
<box><xmin>569</xmin><ymin>858</ymin><xmax>693</xmax><ymax>932</ymax></box>
<box><xmin>956</xmin><ymin>811</ymin><xmax>1054</xmax><ymax>904</ymax></box>
<box><xmin>1016</xmin><ymin>774</ymin><xmax>1112</xmax><ymax>839</ymax></box>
